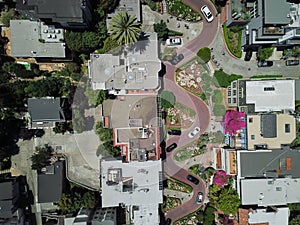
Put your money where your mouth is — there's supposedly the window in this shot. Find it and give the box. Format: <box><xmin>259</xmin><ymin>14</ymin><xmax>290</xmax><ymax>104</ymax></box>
<box><xmin>249</xmin><ymin>117</ymin><xmax>253</xmax><ymax>123</ymax></box>
<box><xmin>233</xmin><ymin>82</ymin><xmax>236</xmax><ymax>88</ymax></box>
<box><xmin>233</xmin><ymin>98</ymin><xmax>236</xmax><ymax>103</ymax></box>
<box><xmin>233</xmin><ymin>90</ymin><xmax>237</xmax><ymax>96</ymax></box>
<box><xmin>264</xmin><ymin>87</ymin><xmax>275</xmax><ymax>91</ymax></box>
<box><xmin>228</xmin><ymin>90</ymin><xmax>231</xmax><ymax>96</ymax></box>
<box><xmin>276</xmin><ymin>187</ymin><xmax>282</xmax><ymax>191</ymax></box>
<box><xmin>251</xmin><ymin>135</ymin><xmax>255</xmax><ymax>140</ymax></box>
<box><xmin>285</xmin><ymin>124</ymin><xmax>290</xmax><ymax>133</ymax></box>
<box><xmin>228</xmin><ymin>98</ymin><xmax>231</xmax><ymax>103</ymax></box>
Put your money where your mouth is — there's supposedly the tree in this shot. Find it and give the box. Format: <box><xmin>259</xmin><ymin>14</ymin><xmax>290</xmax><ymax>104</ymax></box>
<box><xmin>290</xmin><ymin>215</ymin><xmax>300</xmax><ymax>225</ymax></box>
<box><xmin>161</xmin><ymin>91</ymin><xmax>175</xmax><ymax>109</ymax></box>
<box><xmin>82</xmin><ymin>31</ymin><xmax>102</xmax><ymax>49</ymax></box>
<box><xmin>258</xmin><ymin>47</ymin><xmax>273</xmax><ymax>60</ymax></box>
<box><xmin>0</xmin><ymin>8</ymin><xmax>15</xmax><ymax>27</ymax></box>
<box><xmin>31</xmin><ymin>146</ymin><xmax>52</xmax><ymax>171</ymax></box>
<box><xmin>203</xmin><ymin>205</ymin><xmax>216</xmax><ymax>225</ymax></box>
<box><xmin>96</xmin><ymin>90</ymin><xmax>107</xmax><ymax>105</ymax></box>
<box><xmin>101</xmin><ymin>36</ymin><xmax>121</xmax><ymax>54</ymax></box>
<box><xmin>154</xmin><ymin>20</ymin><xmax>169</xmax><ymax>41</ymax></box>
<box><xmin>53</xmin><ymin>122</ymin><xmax>72</xmax><ymax>134</ymax></box>
<box><xmin>65</xmin><ymin>31</ymin><xmax>84</xmax><ymax>52</ymax></box>
<box><xmin>99</xmin><ymin>0</ymin><xmax>119</xmax><ymax>13</ymax></box>
<box><xmin>197</xmin><ymin>47</ymin><xmax>211</xmax><ymax>63</ymax></box>
<box><xmin>213</xmin><ymin>70</ymin><xmax>242</xmax><ymax>88</ymax></box>
<box><xmin>213</xmin><ymin>104</ymin><xmax>226</xmax><ymax>117</ymax></box>
<box><xmin>72</xmin><ymin>109</ymin><xmax>86</xmax><ymax>133</ymax></box>
<box><xmin>217</xmin><ymin>187</ymin><xmax>241</xmax><ymax>215</ymax></box>
<box><xmin>109</xmin><ymin>12</ymin><xmax>141</xmax><ymax>45</ymax></box>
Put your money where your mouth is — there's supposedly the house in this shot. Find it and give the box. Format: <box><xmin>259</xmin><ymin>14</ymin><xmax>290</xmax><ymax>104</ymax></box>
<box><xmin>16</xmin><ymin>0</ymin><xmax>92</xmax><ymax>29</ymax></box>
<box><xmin>0</xmin><ymin>179</ymin><xmax>20</xmax><ymax>219</ymax></box>
<box><xmin>242</xmin><ymin>0</ymin><xmax>300</xmax><ymax>48</ymax></box>
<box><xmin>227</xmin><ymin>79</ymin><xmax>296</xmax><ymax>113</ymax></box>
<box><xmin>100</xmin><ymin>159</ymin><xmax>163</xmax><ymax>225</ymax></box>
<box><xmin>10</xmin><ymin>20</ymin><xmax>65</xmax><ymax>58</ymax></box>
<box><xmin>102</xmin><ymin>95</ymin><xmax>162</xmax><ymax>162</ymax></box>
<box><xmin>88</xmin><ymin>32</ymin><xmax>161</xmax><ymax>93</ymax></box>
<box><xmin>106</xmin><ymin>0</ymin><xmax>141</xmax><ymax>32</ymax></box>
<box><xmin>248</xmin><ymin>207</ymin><xmax>289</xmax><ymax>225</ymax></box>
<box><xmin>27</xmin><ymin>97</ymin><xmax>65</xmax><ymax>129</ymax></box>
<box><xmin>37</xmin><ymin>161</ymin><xmax>66</xmax><ymax>204</ymax></box>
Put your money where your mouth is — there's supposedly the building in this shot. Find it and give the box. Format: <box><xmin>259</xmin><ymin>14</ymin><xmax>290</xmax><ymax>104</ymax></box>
<box><xmin>106</xmin><ymin>0</ymin><xmax>141</xmax><ymax>32</ymax></box>
<box><xmin>27</xmin><ymin>97</ymin><xmax>65</xmax><ymax>129</ymax></box>
<box><xmin>100</xmin><ymin>159</ymin><xmax>163</xmax><ymax>225</ymax></box>
<box><xmin>88</xmin><ymin>32</ymin><xmax>161</xmax><ymax>93</ymax></box>
<box><xmin>102</xmin><ymin>95</ymin><xmax>161</xmax><ymax>162</ymax></box>
<box><xmin>16</xmin><ymin>0</ymin><xmax>92</xmax><ymax>29</ymax></box>
<box><xmin>227</xmin><ymin>79</ymin><xmax>296</xmax><ymax>113</ymax></box>
<box><xmin>248</xmin><ymin>207</ymin><xmax>289</xmax><ymax>225</ymax></box>
<box><xmin>246</xmin><ymin>113</ymin><xmax>296</xmax><ymax>150</ymax></box>
<box><xmin>10</xmin><ymin>20</ymin><xmax>65</xmax><ymax>58</ymax></box>
<box><xmin>37</xmin><ymin>161</ymin><xmax>66</xmax><ymax>204</ymax></box>
<box><xmin>0</xmin><ymin>180</ymin><xmax>20</xmax><ymax>219</ymax></box>
<box><xmin>242</xmin><ymin>0</ymin><xmax>300</xmax><ymax>47</ymax></box>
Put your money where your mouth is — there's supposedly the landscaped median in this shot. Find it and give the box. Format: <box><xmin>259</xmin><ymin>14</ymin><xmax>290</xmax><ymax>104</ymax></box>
<box><xmin>223</xmin><ymin>24</ymin><xmax>242</xmax><ymax>58</ymax></box>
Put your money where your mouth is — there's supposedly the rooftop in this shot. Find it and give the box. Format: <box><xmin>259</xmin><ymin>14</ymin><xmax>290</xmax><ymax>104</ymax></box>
<box><xmin>10</xmin><ymin>20</ymin><xmax>65</xmax><ymax>58</ymax></box>
<box><xmin>238</xmin><ymin>148</ymin><xmax>300</xmax><ymax>178</ymax></box>
<box><xmin>38</xmin><ymin>161</ymin><xmax>65</xmax><ymax>203</ymax></box>
<box><xmin>264</xmin><ymin>0</ymin><xmax>290</xmax><ymax>24</ymax></box>
<box><xmin>246</xmin><ymin>114</ymin><xmax>296</xmax><ymax>150</ymax></box>
<box><xmin>240</xmin><ymin>177</ymin><xmax>300</xmax><ymax>206</ymax></box>
<box><xmin>248</xmin><ymin>207</ymin><xmax>289</xmax><ymax>225</ymax></box>
<box><xmin>88</xmin><ymin>32</ymin><xmax>161</xmax><ymax>91</ymax></box>
<box><xmin>245</xmin><ymin>79</ymin><xmax>295</xmax><ymax>112</ymax></box>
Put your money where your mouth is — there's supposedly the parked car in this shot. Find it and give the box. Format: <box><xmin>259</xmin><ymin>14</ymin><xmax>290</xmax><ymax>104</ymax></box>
<box><xmin>166</xmin><ymin>38</ymin><xmax>182</xmax><ymax>46</ymax></box>
<box><xmin>286</xmin><ymin>60</ymin><xmax>299</xmax><ymax>66</ymax></box>
<box><xmin>188</xmin><ymin>127</ymin><xmax>200</xmax><ymax>138</ymax></box>
<box><xmin>165</xmin><ymin>218</ymin><xmax>172</xmax><ymax>225</ymax></box>
<box><xmin>244</xmin><ymin>50</ymin><xmax>253</xmax><ymax>61</ymax></box>
<box><xmin>171</xmin><ymin>54</ymin><xmax>184</xmax><ymax>65</ymax></box>
<box><xmin>166</xmin><ymin>143</ymin><xmax>177</xmax><ymax>152</ymax></box>
<box><xmin>168</xmin><ymin>129</ymin><xmax>181</xmax><ymax>135</ymax></box>
<box><xmin>257</xmin><ymin>60</ymin><xmax>273</xmax><ymax>67</ymax></box>
<box><xmin>187</xmin><ymin>175</ymin><xmax>199</xmax><ymax>185</ymax></box>
<box><xmin>201</xmin><ymin>5</ymin><xmax>214</xmax><ymax>23</ymax></box>
<box><xmin>196</xmin><ymin>192</ymin><xmax>203</xmax><ymax>204</ymax></box>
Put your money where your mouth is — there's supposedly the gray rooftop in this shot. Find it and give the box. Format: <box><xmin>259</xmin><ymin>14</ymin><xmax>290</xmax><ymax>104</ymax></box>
<box><xmin>248</xmin><ymin>207</ymin><xmax>289</xmax><ymax>225</ymax></box>
<box><xmin>238</xmin><ymin>149</ymin><xmax>300</xmax><ymax>178</ymax></box>
<box><xmin>89</xmin><ymin>32</ymin><xmax>160</xmax><ymax>91</ymax></box>
<box><xmin>0</xmin><ymin>181</ymin><xmax>13</xmax><ymax>200</ymax></box>
<box><xmin>0</xmin><ymin>200</ymin><xmax>13</xmax><ymax>218</ymax></box>
<box><xmin>295</xmin><ymin>79</ymin><xmax>300</xmax><ymax>100</ymax></box>
<box><xmin>10</xmin><ymin>20</ymin><xmax>65</xmax><ymax>58</ymax></box>
<box><xmin>240</xmin><ymin>177</ymin><xmax>300</xmax><ymax>206</ymax></box>
<box><xmin>28</xmin><ymin>97</ymin><xmax>65</xmax><ymax>122</ymax></box>
<box><xmin>264</xmin><ymin>0</ymin><xmax>290</xmax><ymax>25</ymax></box>
<box><xmin>38</xmin><ymin>161</ymin><xmax>65</xmax><ymax>203</ymax></box>
<box><xmin>261</xmin><ymin>114</ymin><xmax>277</xmax><ymax>138</ymax></box>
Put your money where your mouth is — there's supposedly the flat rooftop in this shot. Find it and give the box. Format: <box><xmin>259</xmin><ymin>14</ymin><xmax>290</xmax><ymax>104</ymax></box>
<box><xmin>264</xmin><ymin>0</ymin><xmax>290</xmax><ymax>24</ymax></box>
<box><xmin>248</xmin><ymin>207</ymin><xmax>289</xmax><ymax>225</ymax></box>
<box><xmin>240</xmin><ymin>178</ymin><xmax>300</xmax><ymax>206</ymax></box>
<box><xmin>89</xmin><ymin>32</ymin><xmax>160</xmax><ymax>91</ymax></box>
<box><xmin>10</xmin><ymin>20</ymin><xmax>65</xmax><ymax>58</ymax></box>
<box><xmin>247</xmin><ymin>114</ymin><xmax>296</xmax><ymax>150</ymax></box>
<box><xmin>238</xmin><ymin>149</ymin><xmax>300</xmax><ymax>178</ymax></box>
<box><xmin>245</xmin><ymin>79</ymin><xmax>295</xmax><ymax>112</ymax></box>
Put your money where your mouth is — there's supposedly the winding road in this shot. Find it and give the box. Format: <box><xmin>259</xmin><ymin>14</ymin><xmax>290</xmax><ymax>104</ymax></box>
<box><xmin>163</xmin><ymin>0</ymin><xmax>219</xmax><ymax>223</ymax></box>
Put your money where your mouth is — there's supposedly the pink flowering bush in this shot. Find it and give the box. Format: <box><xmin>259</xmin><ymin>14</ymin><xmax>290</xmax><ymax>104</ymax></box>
<box><xmin>213</xmin><ymin>170</ymin><xmax>231</xmax><ymax>187</ymax></box>
<box><xmin>222</xmin><ymin>110</ymin><xmax>246</xmax><ymax>135</ymax></box>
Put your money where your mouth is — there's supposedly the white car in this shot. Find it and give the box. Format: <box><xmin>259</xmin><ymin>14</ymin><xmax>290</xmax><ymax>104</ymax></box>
<box><xmin>188</xmin><ymin>127</ymin><xmax>200</xmax><ymax>138</ymax></box>
<box><xmin>166</xmin><ymin>38</ymin><xmax>182</xmax><ymax>46</ymax></box>
<box><xmin>196</xmin><ymin>192</ymin><xmax>203</xmax><ymax>204</ymax></box>
<box><xmin>201</xmin><ymin>5</ymin><xmax>214</xmax><ymax>23</ymax></box>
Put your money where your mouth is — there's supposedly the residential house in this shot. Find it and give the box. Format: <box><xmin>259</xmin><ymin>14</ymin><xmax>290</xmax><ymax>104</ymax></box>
<box><xmin>10</xmin><ymin>20</ymin><xmax>65</xmax><ymax>58</ymax></box>
<box><xmin>16</xmin><ymin>0</ymin><xmax>92</xmax><ymax>29</ymax></box>
<box><xmin>88</xmin><ymin>32</ymin><xmax>161</xmax><ymax>93</ymax></box>
<box><xmin>242</xmin><ymin>0</ymin><xmax>300</xmax><ymax>48</ymax></box>
<box><xmin>248</xmin><ymin>207</ymin><xmax>289</xmax><ymax>225</ymax></box>
<box><xmin>100</xmin><ymin>159</ymin><xmax>163</xmax><ymax>225</ymax></box>
<box><xmin>27</xmin><ymin>97</ymin><xmax>65</xmax><ymax>129</ymax></box>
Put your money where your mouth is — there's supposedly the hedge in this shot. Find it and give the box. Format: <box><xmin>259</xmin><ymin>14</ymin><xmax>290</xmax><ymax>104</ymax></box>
<box><xmin>223</xmin><ymin>24</ymin><xmax>242</xmax><ymax>58</ymax></box>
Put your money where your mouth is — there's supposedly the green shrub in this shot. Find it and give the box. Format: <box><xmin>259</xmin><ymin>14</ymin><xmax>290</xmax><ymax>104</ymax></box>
<box><xmin>197</xmin><ymin>47</ymin><xmax>211</xmax><ymax>63</ymax></box>
<box><xmin>223</xmin><ymin>24</ymin><xmax>242</xmax><ymax>58</ymax></box>
<box><xmin>258</xmin><ymin>47</ymin><xmax>274</xmax><ymax>60</ymax></box>
<box><xmin>168</xmin><ymin>29</ymin><xmax>183</xmax><ymax>36</ymax></box>
<box><xmin>212</xmin><ymin>89</ymin><xmax>223</xmax><ymax>104</ymax></box>
<box><xmin>250</xmin><ymin>74</ymin><xmax>282</xmax><ymax>79</ymax></box>
<box><xmin>161</xmin><ymin>90</ymin><xmax>175</xmax><ymax>109</ymax></box>
<box><xmin>214</xmin><ymin>70</ymin><xmax>243</xmax><ymax>88</ymax></box>
<box><xmin>213</xmin><ymin>104</ymin><xmax>226</xmax><ymax>117</ymax></box>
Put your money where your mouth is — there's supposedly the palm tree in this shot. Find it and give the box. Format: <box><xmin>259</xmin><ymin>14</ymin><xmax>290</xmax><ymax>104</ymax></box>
<box><xmin>109</xmin><ymin>12</ymin><xmax>142</xmax><ymax>46</ymax></box>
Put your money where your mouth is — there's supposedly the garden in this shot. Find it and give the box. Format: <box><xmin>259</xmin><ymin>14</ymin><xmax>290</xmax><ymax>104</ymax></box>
<box><xmin>166</xmin><ymin>177</ymin><xmax>193</xmax><ymax>193</ymax></box>
<box><xmin>223</xmin><ymin>25</ymin><xmax>243</xmax><ymax>58</ymax></box>
<box><xmin>166</xmin><ymin>0</ymin><xmax>202</xmax><ymax>22</ymax></box>
<box><xmin>161</xmin><ymin>196</ymin><xmax>182</xmax><ymax>212</ymax></box>
<box><xmin>167</xmin><ymin>102</ymin><xmax>196</xmax><ymax>129</ymax></box>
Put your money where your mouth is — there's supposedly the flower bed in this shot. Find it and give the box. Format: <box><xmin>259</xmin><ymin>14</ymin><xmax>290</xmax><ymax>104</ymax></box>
<box><xmin>166</xmin><ymin>0</ymin><xmax>201</xmax><ymax>22</ymax></box>
<box><xmin>161</xmin><ymin>196</ymin><xmax>182</xmax><ymax>212</ymax></box>
<box><xmin>166</xmin><ymin>102</ymin><xmax>196</xmax><ymax>129</ymax></box>
<box><xmin>167</xmin><ymin>177</ymin><xmax>193</xmax><ymax>193</ymax></box>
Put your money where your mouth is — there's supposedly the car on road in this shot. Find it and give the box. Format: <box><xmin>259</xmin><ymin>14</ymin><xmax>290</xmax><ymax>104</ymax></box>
<box><xmin>196</xmin><ymin>192</ymin><xmax>203</xmax><ymax>204</ymax></box>
<box><xmin>168</xmin><ymin>129</ymin><xmax>181</xmax><ymax>135</ymax></box>
<box><xmin>171</xmin><ymin>54</ymin><xmax>184</xmax><ymax>65</ymax></box>
<box><xmin>165</xmin><ymin>218</ymin><xmax>172</xmax><ymax>225</ymax></box>
<box><xmin>187</xmin><ymin>175</ymin><xmax>199</xmax><ymax>185</ymax></box>
<box><xmin>286</xmin><ymin>60</ymin><xmax>299</xmax><ymax>66</ymax></box>
<box><xmin>257</xmin><ymin>60</ymin><xmax>273</xmax><ymax>67</ymax></box>
<box><xmin>166</xmin><ymin>38</ymin><xmax>182</xmax><ymax>46</ymax></box>
<box><xmin>188</xmin><ymin>127</ymin><xmax>200</xmax><ymax>138</ymax></box>
<box><xmin>201</xmin><ymin>5</ymin><xmax>214</xmax><ymax>23</ymax></box>
<box><xmin>166</xmin><ymin>143</ymin><xmax>177</xmax><ymax>152</ymax></box>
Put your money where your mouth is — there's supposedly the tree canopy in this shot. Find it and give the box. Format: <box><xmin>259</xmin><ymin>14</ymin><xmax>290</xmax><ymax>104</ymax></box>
<box><xmin>161</xmin><ymin>91</ymin><xmax>175</xmax><ymax>109</ymax></box>
<box><xmin>154</xmin><ymin>20</ymin><xmax>169</xmax><ymax>41</ymax></box>
<box><xmin>197</xmin><ymin>47</ymin><xmax>211</xmax><ymax>63</ymax></box>
<box><xmin>258</xmin><ymin>47</ymin><xmax>273</xmax><ymax>60</ymax></box>
<box><xmin>214</xmin><ymin>70</ymin><xmax>242</xmax><ymax>88</ymax></box>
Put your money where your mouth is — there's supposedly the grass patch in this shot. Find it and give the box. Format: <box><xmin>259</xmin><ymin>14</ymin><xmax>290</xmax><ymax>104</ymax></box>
<box><xmin>213</xmin><ymin>70</ymin><xmax>243</xmax><ymax>88</ymax></box>
<box><xmin>175</xmin><ymin>102</ymin><xmax>196</xmax><ymax>117</ymax></box>
<box><xmin>223</xmin><ymin>24</ymin><xmax>242</xmax><ymax>58</ymax></box>
<box><xmin>167</xmin><ymin>177</ymin><xmax>193</xmax><ymax>193</ymax></box>
<box><xmin>212</xmin><ymin>89</ymin><xmax>223</xmax><ymax>104</ymax></box>
<box><xmin>250</xmin><ymin>74</ymin><xmax>283</xmax><ymax>79</ymax></box>
<box><xmin>162</xmin><ymin>47</ymin><xmax>177</xmax><ymax>61</ymax></box>
<box><xmin>213</xmin><ymin>104</ymin><xmax>226</xmax><ymax>117</ymax></box>
<box><xmin>197</xmin><ymin>47</ymin><xmax>211</xmax><ymax>63</ymax></box>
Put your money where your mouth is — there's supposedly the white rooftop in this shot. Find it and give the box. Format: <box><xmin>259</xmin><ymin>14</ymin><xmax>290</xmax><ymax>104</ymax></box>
<box><xmin>240</xmin><ymin>178</ymin><xmax>300</xmax><ymax>206</ymax></box>
<box><xmin>248</xmin><ymin>207</ymin><xmax>289</xmax><ymax>225</ymax></box>
<box><xmin>100</xmin><ymin>160</ymin><xmax>163</xmax><ymax>225</ymax></box>
<box><xmin>246</xmin><ymin>80</ymin><xmax>295</xmax><ymax>112</ymax></box>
